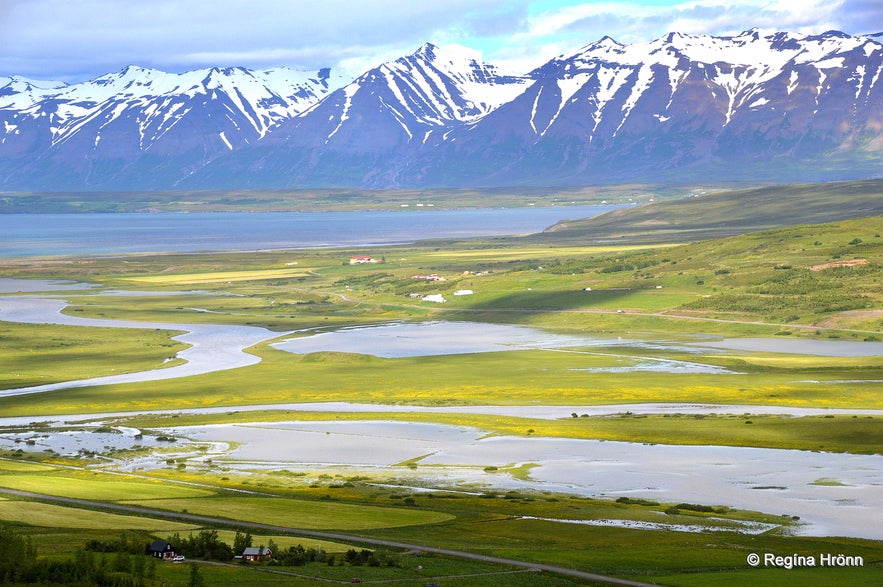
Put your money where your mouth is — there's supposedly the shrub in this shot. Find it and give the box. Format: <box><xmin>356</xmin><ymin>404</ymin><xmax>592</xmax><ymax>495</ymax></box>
<box><xmin>674</xmin><ymin>503</ymin><xmax>716</xmax><ymax>513</ymax></box>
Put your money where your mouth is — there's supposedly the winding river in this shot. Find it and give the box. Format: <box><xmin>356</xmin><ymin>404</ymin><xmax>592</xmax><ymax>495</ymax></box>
<box><xmin>2</xmin><ymin>280</ymin><xmax>882</xmax><ymax>540</ymax></box>
<box><xmin>3</xmin><ymin>279</ymin><xmax>882</xmax><ymax>398</ymax></box>
<box><xmin>0</xmin><ymin>294</ymin><xmax>280</xmax><ymax>398</ymax></box>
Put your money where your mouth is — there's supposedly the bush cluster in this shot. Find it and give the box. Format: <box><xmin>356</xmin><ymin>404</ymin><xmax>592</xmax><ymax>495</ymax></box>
<box><xmin>2</xmin><ymin>526</ymin><xmax>156</xmax><ymax>586</ymax></box>
<box><xmin>167</xmin><ymin>530</ymin><xmax>232</xmax><ymax>561</ymax></box>
<box><xmin>272</xmin><ymin>544</ymin><xmax>328</xmax><ymax>566</ymax></box>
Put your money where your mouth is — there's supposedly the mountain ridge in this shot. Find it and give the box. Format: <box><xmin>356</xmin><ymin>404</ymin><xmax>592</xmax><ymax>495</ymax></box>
<box><xmin>1</xmin><ymin>29</ymin><xmax>881</xmax><ymax>191</ymax></box>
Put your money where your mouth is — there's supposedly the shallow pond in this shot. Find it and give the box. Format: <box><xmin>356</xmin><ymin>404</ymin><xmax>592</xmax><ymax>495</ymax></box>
<box><xmin>273</xmin><ymin>320</ymin><xmax>883</xmax><ymax>361</ymax></box>
<box><xmin>162</xmin><ymin>419</ymin><xmax>883</xmax><ymax>540</ymax></box>
<box><xmin>271</xmin><ymin>321</ymin><xmax>733</xmax><ymax>373</ymax></box>
<box><xmin>0</xmin><ymin>427</ymin><xmax>166</xmax><ymax>457</ymax></box>
<box><xmin>3</xmin><ymin>402</ymin><xmax>882</xmax><ymax>540</ymax></box>
<box><xmin>272</xmin><ymin>321</ymin><xmax>600</xmax><ymax>357</ymax></box>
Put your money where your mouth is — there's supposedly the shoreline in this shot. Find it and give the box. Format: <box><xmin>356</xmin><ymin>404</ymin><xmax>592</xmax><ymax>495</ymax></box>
<box><xmin>0</xmin><ymin>295</ymin><xmax>283</xmax><ymax>398</ymax></box>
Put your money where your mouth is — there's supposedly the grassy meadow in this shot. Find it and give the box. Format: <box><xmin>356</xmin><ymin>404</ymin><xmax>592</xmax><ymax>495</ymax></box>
<box><xmin>0</xmin><ymin>321</ymin><xmax>186</xmax><ymax>389</ymax></box>
<box><xmin>0</xmin><ymin>189</ymin><xmax>881</xmax><ymax>585</ymax></box>
<box><xmin>1</xmin><ymin>458</ymin><xmax>880</xmax><ymax>586</ymax></box>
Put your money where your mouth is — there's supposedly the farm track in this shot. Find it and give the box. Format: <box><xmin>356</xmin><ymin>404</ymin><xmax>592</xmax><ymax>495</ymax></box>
<box><xmin>0</xmin><ymin>486</ymin><xmax>660</xmax><ymax>587</ymax></box>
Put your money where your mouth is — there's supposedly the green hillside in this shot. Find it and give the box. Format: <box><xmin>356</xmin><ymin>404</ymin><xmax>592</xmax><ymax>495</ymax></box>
<box><xmin>511</xmin><ymin>214</ymin><xmax>882</xmax><ymax>331</ymax></box>
<box><xmin>540</xmin><ymin>179</ymin><xmax>883</xmax><ymax>244</ymax></box>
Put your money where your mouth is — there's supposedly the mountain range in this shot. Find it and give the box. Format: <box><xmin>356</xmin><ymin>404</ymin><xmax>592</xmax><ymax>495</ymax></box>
<box><xmin>1</xmin><ymin>29</ymin><xmax>881</xmax><ymax>191</ymax></box>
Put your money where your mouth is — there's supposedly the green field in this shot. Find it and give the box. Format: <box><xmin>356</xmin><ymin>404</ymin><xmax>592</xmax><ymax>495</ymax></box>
<box><xmin>0</xmin><ymin>321</ymin><xmax>186</xmax><ymax>389</ymax></box>
<box><xmin>0</xmin><ymin>187</ymin><xmax>881</xmax><ymax>586</ymax></box>
<box><xmin>0</xmin><ymin>473</ymin><xmax>214</xmax><ymax>500</ymax></box>
<box><xmin>211</xmin><ymin>529</ymin><xmax>352</xmax><ymax>553</ymax></box>
<box><xmin>0</xmin><ymin>499</ymin><xmax>197</xmax><ymax>531</ymax></box>
<box><xmin>119</xmin><ymin>496</ymin><xmax>453</xmax><ymax>530</ymax></box>
<box><xmin>2</xmin><ymin>460</ymin><xmax>878</xmax><ymax>586</ymax></box>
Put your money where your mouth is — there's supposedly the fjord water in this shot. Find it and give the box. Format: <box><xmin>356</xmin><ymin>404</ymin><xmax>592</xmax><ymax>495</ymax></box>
<box><xmin>0</xmin><ymin>205</ymin><xmax>618</xmax><ymax>257</ymax></box>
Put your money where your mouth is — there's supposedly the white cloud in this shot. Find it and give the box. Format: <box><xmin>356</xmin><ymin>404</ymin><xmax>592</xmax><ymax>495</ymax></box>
<box><xmin>515</xmin><ymin>0</ymin><xmax>852</xmax><ymax>43</ymax></box>
<box><xmin>477</xmin><ymin>0</ymin><xmax>881</xmax><ymax>72</ymax></box>
<box><xmin>0</xmin><ymin>0</ymin><xmax>877</xmax><ymax>82</ymax></box>
<box><xmin>0</xmin><ymin>0</ymin><xmax>514</xmax><ymax>80</ymax></box>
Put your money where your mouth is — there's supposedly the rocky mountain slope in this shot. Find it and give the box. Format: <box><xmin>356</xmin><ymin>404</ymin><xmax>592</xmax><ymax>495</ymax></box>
<box><xmin>1</xmin><ymin>29</ymin><xmax>881</xmax><ymax>190</ymax></box>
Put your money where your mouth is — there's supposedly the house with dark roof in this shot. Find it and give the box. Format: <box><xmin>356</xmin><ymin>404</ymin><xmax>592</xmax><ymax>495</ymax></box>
<box><xmin>146</xmin><ymin>539</ymin><xmax>177</xmax><ymax>560</ymax></box>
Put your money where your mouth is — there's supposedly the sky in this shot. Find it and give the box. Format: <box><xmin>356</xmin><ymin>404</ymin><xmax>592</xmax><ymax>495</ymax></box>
<box><xmin>1</xmin><ymin>0</ymin><xmax>881</xmax><ymax>83</ymax></box>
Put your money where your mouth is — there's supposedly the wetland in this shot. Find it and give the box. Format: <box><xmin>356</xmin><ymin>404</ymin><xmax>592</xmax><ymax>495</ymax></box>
<box><xmin>1</xmin><ymin>202</ymin><xmax>881</xmax><ymax>586</ymax></box>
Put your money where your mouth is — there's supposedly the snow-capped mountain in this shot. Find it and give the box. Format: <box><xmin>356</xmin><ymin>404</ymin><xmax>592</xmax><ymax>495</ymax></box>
<box><xmin>2</xmin><ymin>29</ymin><xmax>881</xmax><ymax>190</ymax></box>
<box><xmin>0</xmin><ymin>77</ymin><xmax>69</xmax><ymax>110</ymax></box>
<box><xmin>401</xmin><ymin>28</ymin><xmax>883</xmax><ymax>186</ymax></box>
<box><xmin>0</xmin><ymin>65</ymin><xmax>345</xmax><ymax>189</ymax></box>
<box><xmin>185</xmin><ymin>43</ymin><xmax>534</xmax><ymax>188</ymax></box>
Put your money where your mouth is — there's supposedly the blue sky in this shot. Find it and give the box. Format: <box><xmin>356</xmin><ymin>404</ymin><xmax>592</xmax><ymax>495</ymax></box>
<box><xmin>1</xmin><ymin>0</ymin><xmax>880</xmax><ymax>82</ymax></box>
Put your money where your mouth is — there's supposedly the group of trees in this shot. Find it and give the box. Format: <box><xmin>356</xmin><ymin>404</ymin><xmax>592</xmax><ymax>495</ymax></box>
<box><xmin>274</xmin><ymin>543</ymin><xmax>329</xmax><ymax>566</ymax></box>
<box><xmin>166</xmin><ymin>530</ymin><xmax>233</xmax><ymax>561</ymax></box>
<box><xmin>1</xmin><ymin>525</ymin><xmax>152</xmax><ymax>586</ymax></box>
<box><xmin>1</xmin><ymin>525</ymin><xmax>396</xmax><ymax>586</ymax></box>
<box><xmin>342</xmin><ymin>548</ymin><xmax>397</xmax><ymax>567</ymax></box>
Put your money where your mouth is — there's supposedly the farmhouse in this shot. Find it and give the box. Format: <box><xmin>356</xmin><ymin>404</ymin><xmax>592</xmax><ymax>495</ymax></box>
<box><xmin>146</xmin><ymin>539</ymin><xmax>177</xmax><ymax>560</ymax></box>
<box><xmin>242</xmin><ymin>546</ymin><xmax>273</xmax><ymax>562</ymax></box>
<box><xmin>349</xmin><ymin>255</ymin><xmax>378</xmax><ymax>264</ymax></box>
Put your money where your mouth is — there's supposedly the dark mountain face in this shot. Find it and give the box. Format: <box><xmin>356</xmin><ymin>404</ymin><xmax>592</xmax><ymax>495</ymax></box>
<box><xmin>0</xmin><ymin>66</ymin><xmax>344</xmax><ymax>190</ymax></box>
<box><xmin>2</xmin><ymin>30</ymin><xmax>881</xmax><ymax>191</ymax></box>
<box><xmin>183</xmin><ymin>43</ymin><xmax>533</xmax><ymax>189</ymax></box>
<box><xmin>397</xmin><ymin>30</ymin><xmax>883</xmax><ymax>187</ymax></box>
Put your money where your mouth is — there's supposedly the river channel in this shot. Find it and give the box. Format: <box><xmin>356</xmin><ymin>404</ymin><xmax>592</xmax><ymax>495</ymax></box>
<box><xmin>1</xmin><ymin>280</ymin><xmax>882</xmax><ymax>540</ymax></box>
<box><xmin>6</xmin><ymin>292</ymin><xmax>882</xmax><ymax>398</ymax></box>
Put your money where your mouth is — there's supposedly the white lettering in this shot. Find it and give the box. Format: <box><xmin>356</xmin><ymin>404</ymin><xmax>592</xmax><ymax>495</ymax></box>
<box><xmin>820</xmin><ymin>553</ymin><xmax>863</xmax><ymax>567</ymax></box>
<box><xmin>761</xmin><ymin>552</ymin><xmax>863</xmax><ymax>569</ymax></box>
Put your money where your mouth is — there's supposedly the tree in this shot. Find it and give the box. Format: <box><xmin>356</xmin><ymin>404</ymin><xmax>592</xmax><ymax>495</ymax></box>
<box><xmin>112</xmin><ymin>551</ymin><xmax>131</xmax><ymax>573</ymax></box>
<box><xmin>173</xmin><ymin>530</ymin><xmax>234</xmax><ymax>561</ymax></box>
<box><xmin>0</xmin><ymin>525</ymin><xmax>36</xmax><ymax>580</ymax></box>
<box><xmin>132</xmin><ymin>553</ymin><xmax>145</xmax><ymax>578</ymax></box>
<box><xmin>188</xmin><ymin>562</ymin><xmax>205</xmax><ymax>587</ymax></box>
<box><xmin>233</xmin><ymin>531</ymin><xmax>252</xmax><ymax>555</ymax></box>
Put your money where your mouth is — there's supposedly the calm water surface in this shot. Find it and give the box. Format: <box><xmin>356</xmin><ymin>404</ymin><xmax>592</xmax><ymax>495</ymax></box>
<box><xmin>0</xmin><ymin>205</ymin><xmax>619</xmax><ymax>257</ymax></box>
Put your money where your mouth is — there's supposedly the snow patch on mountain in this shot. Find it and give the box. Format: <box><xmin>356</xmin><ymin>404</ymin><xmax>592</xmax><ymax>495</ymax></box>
<box><xmin>2</xmin><ymin>65</ymin><xmax>345</xmax><ymax>148</ymax></box>
<box><xmin>1</xmin><ymin>29</ymin><xmax>881</xmax><ymax>190</ymax></box>
<box><xmin>0</xmin><ymin>76</ymin><xmax>68</xmax><ymax>109</ymax></box>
